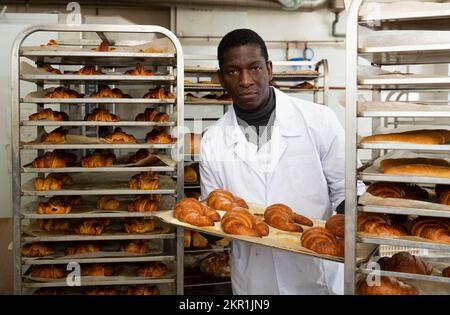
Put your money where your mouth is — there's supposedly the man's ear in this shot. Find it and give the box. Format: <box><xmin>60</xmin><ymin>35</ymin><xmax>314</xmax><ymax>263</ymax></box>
<box><xmin>267</xmin><ymin>60</ymin><xmax>273</xmax><ymax>81</ymax></box>
<box><xmin>217</xmin><ymin>69</ymin><xmax>224</xmax><ymax>88</ymax></box>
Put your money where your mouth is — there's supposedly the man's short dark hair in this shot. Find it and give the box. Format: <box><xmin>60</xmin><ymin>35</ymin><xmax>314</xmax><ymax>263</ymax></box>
<box><xmin>217</xmin><ymin>28</ymin><xmax>269</xmax><ymax>70</ymax></box>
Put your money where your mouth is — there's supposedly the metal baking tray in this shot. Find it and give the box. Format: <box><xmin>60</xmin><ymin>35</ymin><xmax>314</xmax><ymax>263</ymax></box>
<box><xmin>21</xmin><ymin>97</ymin><xmax>175</xmax><ymax>104</ymax></box>
<box><xmin>20</xmin><ymin>50</ymin><xmax>177</xmax><ymax>67</ymax></box>
<box><xmin>358</xmin><ymin>266</ymin><xmax>450</xmax><ymax>285</ymax></box>
<box><xmin>21</xmin><ymin>121</ymin><xmax>175</xmax><ymax>127</ymax></box>
<box><xmin>21</xmin><ymin>143</ymin><xmax>176</xmax><ymax>150</ymax></box>
<box><xmin>23</xmin><ymin>254</ymin><xmax>176</xmax><ymax>266</ymax></box>
<box><xmin>22</xmin><ymin>166</ymin><xmax>175</xmax><ymax>173</ymax></box>
<box><xmin>184</xmin><ymin>84</ymin><xmax>223</xmax><ymax>91</ymax></box>
<box><xmin>359</xmin><ymin>142</ymin><xmax>450</xmax><ymax>152</ymax></box>
<box><xmin>357</xmin><ymin>101</ymin><xmax>450</xmax><ymax>117</ymax></box>
<box><xmin>184</xmin><ymin>247</ymin><xmax>230</xmax><ymax>254</ymax></box>
<box><xmin>22</xmin><ymin>231</ymin><xmax>176</xmax><ymax>243</ymax></box>
<box><xmin>358</xmin><ymin>205</ymin><xmax>450</xmax><ymax>219</ymax></box>
<box><xmin>357</xmin><ymin>234</ymin><xmax>450</xmax><ymax>251</ymax></box>
<box><xmin>358</xmin><ymin>75</ymin><xmax>450</xmax><ymax>90</ymax></box>
<box><xmin>358</xmin><ymin>172</ymin><xmax>450</xmax><ymax>185</ymax></box>
<box><xmin>184</xmin><ymin>100</ymin><xmax>232</xmax><ymax>106</ymax></box>
<box><xmin>20</xmin><ymin>74</ymin><xmax>175</xmax><ymax>85</ymax></box>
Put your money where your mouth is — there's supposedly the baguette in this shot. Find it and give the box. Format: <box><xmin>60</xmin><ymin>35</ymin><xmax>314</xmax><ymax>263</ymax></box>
<box><xmin>362</xmin><ymin>129</ymin><xmax>450</xmax><ymax>145</ymax></box>
<box><xmin>382</xmin><ymin>164</ymin><xmax>450</xmax><ymax>179</ymax></box>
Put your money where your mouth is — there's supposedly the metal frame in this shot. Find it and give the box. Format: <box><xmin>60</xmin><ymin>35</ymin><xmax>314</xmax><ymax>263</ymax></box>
<box><xmin>11</xmin><ymin>24</ymin><xmax>185</xmax><ymax>294</ymax></box>
<box><xmin>345</xmin><ymin>0</ymin><xmax>450</xmax><ymax>295</ymax></box>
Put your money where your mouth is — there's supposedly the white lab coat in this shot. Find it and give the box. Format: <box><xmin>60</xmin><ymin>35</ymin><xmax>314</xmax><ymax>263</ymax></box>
<box><xmin>200</xmin><ymin>88</ymin><xmax>345</xmax><ymax>295</ymax></box>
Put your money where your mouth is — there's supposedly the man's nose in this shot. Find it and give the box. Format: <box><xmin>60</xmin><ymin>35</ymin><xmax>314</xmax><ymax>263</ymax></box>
<box><xmin>239</xmin><ymin>70</ymin><xmax>253</xmax><ymax>87</ymax></box>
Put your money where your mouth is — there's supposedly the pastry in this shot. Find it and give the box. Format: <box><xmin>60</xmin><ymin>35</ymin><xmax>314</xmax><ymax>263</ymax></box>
<box><xmin>40</xmin><ymin>219</ymin><xmax>70</xmax><ymax>232</ymax></box>
<box><xmin>300</xmin><ymin>227</ymin><xmax>344</xmax><ymax>257</ymax></box>
<box><xmin>29</xmin><ymin>108</ymin><xmax>68</xmax><ymax>121</ymax></box>
<box><xmin>206</xmin><ymin>189</ymin><xmax>248</xmax><ymax>212</ymax></box>
<box><xmin>21</xmin><ymin>243</ymin><xmax>55</xmax><ymax>257</ymax></box>
<box><xmin>356</xmin><ymin>276</ymin><xmax>418</xmax><ymax>295</ymax></box>
<box><xmin>357</xmin><ymin>213</ymin><xmax>408</xmax><ymax>236</ymax></box>
<box><xmin>135</xmin><ymin>108</ymin><xmax>170</xmax><ymax>122</ymax></box>
<box><xmin>199</xmin><ymin>253</ymin><xmax>231</xmax><ymax>278</ymax></box>
<box><xmin>120</xmin><ymin>240</ymin><xmax>150</xmax><ymax>254</ymax></box>
<box><xmin>127</xmin><ymin>195</ymin><xmax>159</xmax><ymax>212</ymax></box>
<box><xmin>143</xmin><ymin>86</ymin><xmax>174</xmax><ymax>99</ymax></box>
<box><xmin>84</xmin><ymin>287</ymin><xmax>117</xmax><ymax>295</ymax></box>
<box><xmin>81</xmin><ymin>264</ymin><xmax>113</xmax><ymax>276</ymax></box>
<box><xmin>103</xmin><ymin>128</ymin><xmax>137</xmax><ymax>144</ymax></box>
<box><xmin>52</xmin><ymin>150</ymin><xmax>77</xmax><ymax>166</ymax></box>
<box><xmin>184</xmin><ymin>164</ymin><xmax>198</xmax><ymax>183</ymax></box>
<box><xmin>92</xmin><ymin>41</ymin><xmax>115</xmax><ymax>52</ymax></box>
<box><xmin>362</xmin><ymin>129</ymin><xmax>450</xmax><ymax>145</ymax></box>
<box><xmin>264</xmin><ymin>203</ymin><xmax>313</xmax><ymax>232</ymax></box>
<box><xmin>366</xmin><ymin>182</ymin><xmax>429</xmax><ymax>200</ymax></box>
<box><xmin>40</xmin><ymin>127</ymin><xmax>68</xmax><ymax>143</ymax></box>
<box><xmin>126</xmin><ymin>285</ymin><xmax>160</xmax><ymax>295</ymax></box>
<box><xmin>173</xmin><ymin>198</ymin><xmax>220</xmax><ymax>227</ymax></box>
<box><xmin>74</xmin><ymin>219</ymin><xmax>106</xmax><ymax>235</ymax></box>
<box><xmin>96</xmin><ymin>196</ymin><xmax>120</xmax><ymax>210</ymax></box>
<box><xmin>442</xmin><ymin>266</ymin><xmax>450</xmax><ymax>277</ymax></box>
<box><xmin>44</xmin><ymin>87</ymin><xmax>82</xmax><ymax>98</ymax></box>
<box><xmin>48</xmin><ymin>195</ymin><xmax>81</xmax><ymax>205</ymax></box>
<box><xmin>325</xmin><ymin>214</ymin><xmax>345</xmax><ymax>238</ymax></box>
<box><xmin>136</xmin><ymin>262</ymin><xmax>168</xmax><ymax>277</ymax></box>
<box><xmin>410</xmin><ymin>217</ymin><xmax>450</xmax><ymax>243</ymax></box>
<box><xmin>65</xmin><ymin>243</ymin><xmax>100</xmax><ymax>255</ymax></box>
<box><xmin>41</xmin><ymin>39</ymin><xmax>57</xmax><ymax>46</ymax></box>
<box><xmin>40</xmin><ymin>64</ymin><xmax>61</xmax><ymax>74</ymax></box>
<box><xmin>377</xmin><ymin>252</ymin><xmax>433</xmax><ymax>275</ymax></box>
<box><xmin>75</xmin><ymin>65</ymin><xmax>103</xmax><ymax>75</ymax></box>
<box><xmin>124</xmin><ymin>218</ymin><xmax>155</xmax><ymax>234</ymax></box>
<box><xmin>380</xmin><ymin>158</ymin><xmax>450</xmax><ymax>179</ymax></box>
<box><xmin>90</xmin><ymin>86</ymin><xmax>131</xmax><ymax>98</ymax></box>
<box><xmin>46</xmin><ymin>173</ymin><xmax>72</xmax><ymax>185</ymax></box>
<box><xmin>128</xmin><ymin>171</ymin><xmax>159</xmax><ymax>190</ymax></box>
<box><xmin>30</xmin><ymin>265</ymin><xmax>65</xmax><ymax>279</ymax></box>
<box><xmin>221</xmin><ymin>207</ymin><xmax>269</xmax><ymax>237</ymax></box>
<box><xmin>37</xmin><ymin>200</ymin><xmax>71</xmax><ymax>214</ymax></box>
<box><xmin>125</xmin><ymin>63</ymin><xmax>153</xmax><ymax>75</ymax></box>
<box><xmin>81</xmin><ymin>151</ymin><xmax>116</xmax><ymax>167</ymax></box>
<box><xmin>145</xmin><ymin>128</ymin><xmax>175</xmax><ymax>144</ymax></box>
<box><xmin>185</xmin><ymin>133</ymin><xmax>201</xmax><ymax>155</ymax></box>
<box><xmin>34</xmin><ymin>175</ymin><xmax>63</xmax><ymax>191</ymax></box>
<box><xmin>84</xmin><ymin>108</ymin><xmax>120</xmax><ymax>122</ymax></box>
<box><xmin>192</xmin><ymin>231</ymin><xmax>208</xmax><ymax>248</ymax></box>
<box><xmin>32</xmin><ymin>152</ymin><xmax>66</xmax><ymax>168</ymax></box>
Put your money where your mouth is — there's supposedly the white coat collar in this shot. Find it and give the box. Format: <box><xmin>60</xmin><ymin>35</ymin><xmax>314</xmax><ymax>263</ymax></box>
<box><xmin>224</xmin><ymin>87</ymin><xmax>302</xmax><ymax>146</ymax></box>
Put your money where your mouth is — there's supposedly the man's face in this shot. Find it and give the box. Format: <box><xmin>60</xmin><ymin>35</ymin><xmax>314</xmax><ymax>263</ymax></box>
<box><xmin>218</xmin><ymin>44</ymin><xmax>273</xmax><ymax>111</ymax></box>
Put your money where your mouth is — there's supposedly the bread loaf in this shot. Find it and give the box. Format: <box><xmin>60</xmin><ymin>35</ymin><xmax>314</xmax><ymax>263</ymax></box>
<box><xmin>361</xmin><ymin>129</ymin><xmax>450</xmax><ymax>145</ymax></box>
<box><xmin>380</xmin><ymin>158</ymin><xmax>450</xmax><ymax>179</ymax></box>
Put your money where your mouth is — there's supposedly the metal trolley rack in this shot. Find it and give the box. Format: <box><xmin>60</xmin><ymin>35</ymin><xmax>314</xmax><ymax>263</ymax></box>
<box><xmin>11</xmin><ymin>24</ymin><xmax>185</xmax><ymax>294</ymax></box>
<box><xmin>345</xmin><ymin>0</ymin><xmax>450</xmax><ymax>294</ymax></box>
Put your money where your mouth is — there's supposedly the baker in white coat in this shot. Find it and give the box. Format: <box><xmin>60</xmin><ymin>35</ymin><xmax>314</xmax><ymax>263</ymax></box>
<box><xmin>200</xmin><ymin>29</ymin><xmax>345</xmax><ymax>295</ymax></box>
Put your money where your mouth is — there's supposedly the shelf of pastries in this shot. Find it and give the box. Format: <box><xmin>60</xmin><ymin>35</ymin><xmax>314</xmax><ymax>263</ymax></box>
<box><xmin>29</xmin><ymin>283</ymin><xmax>170</xmax><ymax>295</ymax></box>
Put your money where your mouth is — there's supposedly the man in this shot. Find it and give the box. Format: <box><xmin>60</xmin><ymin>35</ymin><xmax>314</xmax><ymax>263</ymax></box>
<box><xmin>199</xmin><ymin>29</ymin><xmax>345</xmax><ymax>295</ymax></box>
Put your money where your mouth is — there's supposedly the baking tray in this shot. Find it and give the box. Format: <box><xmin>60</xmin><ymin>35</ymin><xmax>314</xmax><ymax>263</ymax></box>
<box><xmin>358</xmin><ymin>74</ymin><xmax>450</xmax><ymax>90</ymax></box>
<box><xmin>359</xmin><ymin>142</ymin><xmax>450</xmax><ymax>152</ymax></box>
<box><xmin>20</xmin><ymin>73</ymin><xmax>175</xmax><ymax>85</ymax></box>
<box><xmin>357</xmin><ymin>101</ymin><xmax>450</xmax><ymax>117</ymax></box>
<box><xmin>155</xmin><ymin>204</ymin><xmax>377</xmax><ymax>264</ymax></box>
<box><xmin>21</xmin><ymin>121</ymin><xmax>175</xmax><ymax>127</ymax></box>
<box><xmin>21</xmin><ymin>97</ymin><xmax>175</xmax><ymax>104</ymax></box>
<box><xmin>357</xmin><ymin>233</ymin><xmax>450</xmax><ymax>251</ymax></box>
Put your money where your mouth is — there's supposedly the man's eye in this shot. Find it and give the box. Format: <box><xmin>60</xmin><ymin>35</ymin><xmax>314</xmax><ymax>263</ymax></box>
<box><xmin>227</xmin><ymin>70</ymin><xmax>238</xmax><ymax>75</ymax></box>
<box><xmin>251</xmin><ymin>66</ymin><xmax>262</xmax><ymax>71</ymax></box>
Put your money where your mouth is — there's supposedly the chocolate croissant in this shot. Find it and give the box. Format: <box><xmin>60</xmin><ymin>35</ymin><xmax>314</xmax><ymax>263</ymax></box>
<box><xmin>127</xmin><ymin>195</ymin><xmax>159</xmax><ymax>212</ymax></box>
<box><xmin>135</xmin><ymin>108</ymin><xmax>169</xmax><ymax>122</ymax></box>
<box><xmin>84</xmin><ymin>108</ymin><xmax>120</xmax><ymax>122</ymax></box>
<box><xmin>136</xmin><ymin>262</ymin><xmax>168</xmax><ymax>277</ymax></box>
<box><xmin>37</xmin><ymin>200</ymin><xmax>71</xmax><ymax>214</ymax></box>
<box><xmin>124</xmin><ymin>218</ymin><xmax>155</xmax><ymax>234</ymax></box>
<box><xmin>221</xmin><ymin>207</ymin><xmax>269</xmax><ymax>237</ymax></box>
<box><xmin>21</xmin><ymin>243</ymin><xmax>55</xmax><ymax>257</ymax></box>
<box><xmin>120</xmin><ymin>240</ymin><xmax>150</xmax><ymax>254</ymax></box>
<box><xmin>145</xmin><ymin>128</ymin><xmax>175</xmax><ymax>144</ymax></box>
<box><xmin>41</xmin><ymin>127</ymin><xmax>68</xmax><ymax>143</ymax></box>
<box><xmin>173</xmin><ymin>198</ymin><xmax>220</xmax><ymax>227</ymax></box>
<box><xmin>29</xmin><ymin>108</ymin><xmax>68</xmax><ymax>121</ymax></box>
<box><xmin>81</xmin><ymin>151</ymin><xmax>116</xmax><ymax>168</ymax></box>
<box><xmin>143</xmin><ymin>86</ymin><xmax>174</xmax><ymax>99</ymax></box>
<box><xmin>264</xmin><ymin>203</ymin><xmax>313</xmax><ymax>232</ymax></box>
<box><xmin>74</xmin><ymin>219</ymin><xmax>106</xmax><ymax>235</ymax></box>
<box><xmin>103</xmin><ymin>128</ymin><xmax>137</xmax><ymax>144</ymax></box>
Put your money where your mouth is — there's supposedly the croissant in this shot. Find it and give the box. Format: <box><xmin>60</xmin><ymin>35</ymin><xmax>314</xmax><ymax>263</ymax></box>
<box><xmin>121</xmin><ymin>240</ymin><xmax>150</xmax><ymax>254</ymax></box>
<box><xmin>221</xmin><ymin>207</ymin><xmax>269</xmax><ymax>237</ymax></box>
<box><xmin>21</xmin><ymin>243</ymin><xmax>55</xmax><ymax>257</ymax></box>
<box><xmin>126</xmin><ymin>285</ymin><xmax>160</xmax><ymax>295</ymax></box>
<box><xmin>127</xmin><ymin>195</ymin><xmax>159</xmax><ymax>212</ymax></box>
<box><xmin>32</xmin><ymin>152</ymin><xmax>66</xmax><ymax>168</ymax></box>
<box><xmin>143</xmin><ymin>86</ymin><xmax>174</xmax><ymax>99</ymax></box>
<box><xmin>74</xmin><ymin>219</ymin><xmax>106</xmax><ymax>235</ymax></box>
<box><xmin>145</xmin><ymin>129</ymin><xmax>175</xmax><ymax>144</ymax></box>
<box><xmin>96</xmin><ymin>196</ymin><xmax>120</xmax><ymax>210</ymax></box>
<box><xmin>357</xmin><ymin>213</ymin><xmax>408</xmax><ymax>236</ymax></box>
<box><xmin>84</xmin><ymin>108</ymin><xmax>120</xmax><ymax>122</ymax></box>
<box><xmin>439</xmin><ymin>189</ymin><xmax>450</xmax><ymax>205</ymax></box>
<box><xmin>366</xmin><ymin>182</ymin><xmax>429</xmax><ymax>200</ymax></box>
<box><xmin>128</xmin><ymin>171</ymin><xmax>159</xmax><ymax>190</ymax></box>
<box><xmin>41</xmin><ymin>127</ymin><xmax>68</xmax><ymax>143</ymax></box>
<box><xmin>173</xmin><ymin>198</ymin><xmax>220</xmax><ymax>227</ymax></box>
<box><xmin>124</xmin><ymin>218</ymin><xmax>155</xmax><ymax>234</ymax></box>
<box><xmin>135</xmin><ymin>108</ymin><xmax>169</xmax><ymax>122</ymax></box>
<box><xmin>41</xmin><ymin>39</ymin><xmax>57</xmax><ymax>46</ymax></box>
<box><xmin>44</xmin><ymin>87</ymin><xmax>82</xmax><ymax>99</ymax></box>
<box><xmin>206</xmin><ymin>189</ymin><xmax>249</xmax><ymax>212</ymax></box>
<box><xmin>410</xmin><ymin>217</ymin><xmax>450</xmax><ymax>243</ymax></box>
<box><xmin>34</xmin><ymin>176</ymin><xmax>63</xmax><ymax>191</ymax></box>
<box><xmin>40</xmin><ymin>219</ymin><xmax>70</xmax><ymax>232</ymax></box>
<box><xmin>81</xmin><ymin>264</ymin><xmax>114</xmax><ymax>276</ymax></box>
<box><xmin>31</xmin><ymin>265</ymin><xmax>65</xmax><ymax>279</ymax></box>
<box><xmin>29</xmin><ymin>108</ymin><xmax>68</xmax><ymax>121</ymax></box>
<box><xmin>53</xmin><ymin>150</ymin><xmax>77</xmax><ymax>166</ymax></box>
<box><xmin>92</xmin><ymin>41</ymin><xmax>115</xmax><ymax>52</ymax></box>
<box><xmin>40</xmin><ymin>64</ymin><xmax>61</xmax><ymax>74</ymax></box>
<box><xmin>75</xmin><ymin>65</ymin><xmax>103</xmax><ymax>75</ymax></box>
<box><xmin>103</xmin><ymin>128</ymin><xmax>137</xmax><ymax>144</ymax></box>
<box><xmin>37</xmin><ymin>200</ymin><xmax>72</xmax><ymax>214</ymax></box>
<box><xmin>128</xmin><ymin>149</ymin><xmax>151</xmax><ymax>164</ymax></box>
<box><xmin>377</xmin><ymin>252</ymin><xmax>433</xmax><ymax>275</ymax></box>
<box><xmin>125</xmin><ymin>63</ymin><xmax>153</xmax><ymax>76</ymax></box>
<box><xmin>46</xmin><ymin>173</ymin><xmax>72</xmax><ymax>185</ymax></box>
<box><xmin>65</xmin><ymin>243</ymin><xmax>100</xmax><ymax>256</ymax></box>
<box><xmin>48</xmin><ymin>195</ymin><xmax>81</xmax><ymax>205</ymax></box>
<box><xmin>184</xmin><ymin>165</ymin><xmax>198</xmax><ymax>183</ymax></box>
<box><xmin>81</xmin><ymin>151</ymin><xmax>116</xmax><ymax>168</ymax></box>
<box><xmin>192</xmin><ymin>231</ymin><xmax>208</xmax><ymax>248</ymax></box>
<box><xmin>356</xmin><ymin>276</ymin><xmax>418</xmax><ymax>295</ymax></box>
<box><xmin>443</xmin><ymin>266</ymin><xmax>450</xmax><ymax>277</ymax></box>
<box><xmin>325</xmin><ymin>214</ymin><xmax>345</xmax><ymax>238</ymax></box>
<box><xmin>199</xmin><ymin>252</ymin><xmax>230</xmax><ymax>278</ymax></box>
<box><xmin>300</xmin><ymin>227</ymin><xmax>344</xmax><ymax>257</ymax></box>
<box><xmin>264</xmin><ymin>203</ymin><xmax>313</xmax><ymax>232</ymax></box>
<box><xmin>33</xmin><ymin>288</ymin><xmax>65</xmax><ymax>295</ymax></box>
<box><xmin>136</xmin><ymin>262</ymin><xmax>168</xmax><ymax>277</ymax></box>
<box><xmin>85</xmin><ymin>287</ymin><xmax>117</xmax><ymax>295</ymax></box>
<box><xmin>90</xmin><ymin>86</ymin><xmax>131</xmax><ymax>98</ymax></box>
